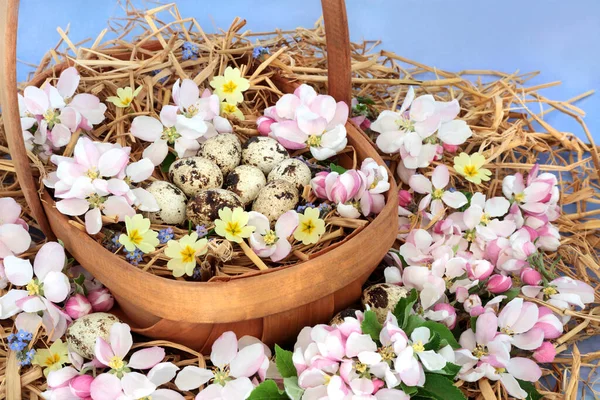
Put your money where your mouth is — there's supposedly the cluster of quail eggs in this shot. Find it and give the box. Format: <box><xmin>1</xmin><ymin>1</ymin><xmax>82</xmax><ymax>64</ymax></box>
<box><xmin>145</xmin><ymin>134</ymin><xmax>312</xmax><ymax>227</ymax></box>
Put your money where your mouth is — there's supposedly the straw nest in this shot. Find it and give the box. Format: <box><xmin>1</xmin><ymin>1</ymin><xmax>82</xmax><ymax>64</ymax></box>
<box><xmin>0</xmin><ymin>1</ymin><xmax>598</xmax><ymax>398</ymax></box>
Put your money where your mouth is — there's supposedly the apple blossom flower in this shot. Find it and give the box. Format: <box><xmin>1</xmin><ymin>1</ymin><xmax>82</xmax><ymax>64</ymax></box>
<box><xmin>248</xmin><ymin>210</ymin><xmax>298</xmax><ymax>262</ymax></box>
<box><xmin>397</xmin><ymin>190</ymin><xmax>412</xmax><ymax>208</ymax></box>
<box><xmin>293</xmin><ymin>207</ymin><xmax>326</xmax><ymax>245</ymax></box>
<box><xmin>533</xmin><ymin>306</ymin><xmax>563</xmax><ymax>339</ymax></box>
<box><xmin>533</xmin><ymin>341</ymin><xmax>556</xmax><ymax>363</ymax></box>
<box><xmin>487</xmin><ymin>274</ymin><xmax>513</xmax><ymax>294</ymax></box>
<box><xmin>409</xmin><ymin>165</ymin><xmax>468</xmax><ymax>215</ymax></box>
<box><xmin>210</xmin><ymin>67</ymin><xmax>250</xmax><ymax>104</ymax></box>
<box><xmin>65</xmin><ymin>294</ymin><xmax>92</xmax><ymax>319</ymax></box>
<box><xmin>173</xmin><ymin>331</ymin><xmax>269</xmax><ymax>397</ymax></box>
<box><xmin>463</xmin><ymin>294</ymin><xmax>484</xmax><ymax>317</ymax></box>
<box><xmin>106</xmin><ymin>86</ymin><xmax>142</xmax><ymax>108</ymax></box>
<box><xmin>453</xmin><ymin>152</ymin><xmax>492</xmax><ymax>184</ymax></box>
<box><xmin>520</xmin><ymin>267</ymin><xmax>542</xmax><ymax>285</ymax></box>
<box><xmin>502</xmin><ymin>168</ymin><xmax>553</xmax><ymax>215</ymax></box>
<box><xmin>497</xmin><ymin>298</ymin><xmax>544</xmax><ymax>350</ymax></box>
<box><xmin>424</xmin><ymin>303</ymin><xmax>457</xmax><ymax>329</ymax></box>
<box><xmin>91</xmin><ymin>367</ymin><xmax>183</xmax><ymax>400</ymax></box>
<box><xmin>522</xmin><ymin>276</ymin><xmax>595</xmax><ymax>311</ymax></box>
<box><xmin>119</xmin><ymin>214</ymin><xmax>160</xmax><ymax>254</ymax></box>
<box><xmin>87</xmin><ymin>287</ymin><xmax>115</xmax><ymax>312</ymax></box>
<box><xmin>359</xmin><ymin>158</ymin><xmax>390</xmax><ymax>216</ymax></box>
<box><xmin>214</xmin><ymin>207</ymin><xmax>256</xmax><ymax>243</ymax></box>
<box><xmin>0</xmin><ymin>198</ymin><xmax>31</xmax><ymax>259</ymax></box>
<box><xmin>164</xmin><ymin>232</ymin><xmax>209</xmax><ymax>277</ymax></box>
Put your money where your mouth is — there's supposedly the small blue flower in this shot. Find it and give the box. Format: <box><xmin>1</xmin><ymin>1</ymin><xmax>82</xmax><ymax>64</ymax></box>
<box><xmin>151</xmin><ymin>70</ymin><xmax>169</xmax><ymax>84</ymax></box>
<box><xmin>252</xmin><ymin>46</ymin><xmax>270</xmax><ymax>59</ymax></box>
<box><xmin>318</xmin><ymin>203</ymin><xmax>332</xmax><ymax>218</ymax></box>
<box><xmin>296</xmin><ymin>202</ymin><xmax>315</xmax><ymax>214</ymax></box>
<box><xmin>7</xmin><ymin>333</ymin><xmax>16</xmax><ymax>343</ymax></box>
<box><xmin>16</xmin><ymin>329</ymin><xmax>32</xmax><ymax>342</ymax></box>
<box><xmin>105</xmin><ymin>234</ymin><xmax>121</xmax><ymax>252</ymax></box>
<box><xmin>182</xmin><ymin>41</ymin><xmax>199</xmax><ymax>60</ymax></box>
<box><xmin>158</xmin><ymin>228</ymin><xmax>175</xmax><ymax>244</ymax></box>
<box><xmin>19</xmin><ymin>349</ymin><xmax>35</xmax><ymax>366</ymax></box>
<box><xmin>195</xmin><ymin>225</ymin><xmax>208</xmax><ymax>238</ymax></box>
<box><xmin>9</xmin><ymin>340</ymin><xmax>26</xmax><ymax>352</ymax></box>
<box><xmin>124</xmin><ymin>248</ymin><xmax>144</xmax><ymax>266</ymax></box>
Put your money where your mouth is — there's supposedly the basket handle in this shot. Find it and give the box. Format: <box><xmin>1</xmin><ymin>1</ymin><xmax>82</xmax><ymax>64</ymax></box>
<box><xmin>0</xmin><ymin>0</ymin><xmax>351</xmax><ymax>240</ymax></box>
<box><xmin>0</xmin><ymin>0</ymin><xmax>55</xmax><ymax>239</ymax></box>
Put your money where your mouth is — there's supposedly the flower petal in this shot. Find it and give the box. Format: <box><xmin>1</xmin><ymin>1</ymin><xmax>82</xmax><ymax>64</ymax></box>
<box><xmin>109</xmin><ymin>322</ymin><xmax>133</xmax><ymax>359</ymax></box>
<box><xmin>34</xmin><ymin>241</ymin><xmax>66</xmax><ymax>279</ymax></box>
<box><xmin>89</xmin><ymin>373</ymin><xmax>123</xmax><ymax>400</ymax></box>
<box><xmin>42</xmin><ymin>271</ymin><xmax>70</xmax><ymax>303</ymax></box>
<box><xmin>128</xmin><ymin>347</ymin><xmax>166</xmax><ymax>370</ymax></box>
<box><xmin>121</xmin><ymin>372</ymin><xmax>156</xmax><ymax>399</ymax></box>
<box><xmin>174</xmin><ymin>366</ymin><xmax>214</xmax><ymax>391</ymax></box>
<box><xmin>4</xmin><ymin>256</ymin><xmax>33</xmax><ymax>286</ymax></box>
<box><xmin>210</xmin><ymin>331</ymin><xmax>238</xmax><ymax>368</ymax></box>
<box><xmin>230</xmin><ymin>343</ymin><xmax>265</xmax><ymax>378</ymax></box>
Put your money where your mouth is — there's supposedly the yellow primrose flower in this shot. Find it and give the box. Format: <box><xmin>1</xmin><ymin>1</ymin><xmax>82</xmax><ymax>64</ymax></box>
<box><xmin>293</xmin><ymin>207</ymin><xmax>326</xmax><ymax>245</ymax></box>
<box><xmin>164</xmin><ymin>232</ymin><xmax>209</xmax><ymax>277</ymax></box>
<box><xmin>210</xmin><ymin>67</ymin><xmax>250</xmax><ymax>104</ymax></box>
<box><xmin>33</xmin><ymin>339</ymin><xmax>69</xmax><ymax>377</ymax></box>
<box><xmin>220</xmin><ymin>101</ymin><xmax>245</xmax><ymax>120</ymax></box>
<box><xmin>453</xmin><ymin>152</ymin><xmax>492</xmax><ymax>184</ymax></box>
<box><xmin>214</xmin><ymin>207</ymin><xmax>255</xmax><ymax>243</ymax></box>
<box><xmin>106</xmin><ymin>86</ymin><xmax>142</xmax><ymax>108</ymax></box>
<box><xmin>118</xmin><ymin>214</ymin><xmax>160</xmax><ymax>253</ymax></box>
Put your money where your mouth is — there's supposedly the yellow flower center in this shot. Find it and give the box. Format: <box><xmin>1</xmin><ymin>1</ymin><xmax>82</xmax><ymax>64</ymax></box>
<box><xmin>263</xmin><ymin>230</ymin><xmax>278</xmax><ymax>246</ymax></box>
<box><xmin>180</xmin><ymin>245</ymin><xmax>196</xmax><ymax>263</ymax></box>
<box><xmin>185</xmin><ymin>105</ymin><xmax>199</xmax><ymax>118</ymax></box>
<box><xmin>213</xmin><ymin>368</ymin><xmax>230</xmax><ymax>385</ymax></box>
<box><xmin>307</xmin><ymin>135</ymin><xmax>321</xmax><ymax>147</ymax></box>
<box><xmin>161</xmin><ymin>126</ymin><xmax>181</xmax><ymax>144</ymax></box>
<box><xmin>543</xmin><ymin>286</ymin><xmax>558</xmax><ymax>297</ymax></box>
<box><xmin>121</xmin><ymin>97</ymin><xmax>132</xmax><ymax>106</ymax></box>
<box><xmin>495</xmin><ymin>367</ymin><xmax>506</xmax><ymax>374</ymax></box>
<box><xmin>86</xmin><ymin>167</ymin><xmax>99</xmax><ymax>180</ymax></box>
<box><xmin>128</xmin><ymin>229</ymin><xmax>144</xmax><ymax>246</ymax></box>
<box><xmin>109</xmin><ymin>356</ymin><xmax>125</xmax><ymax>370</ymax></box>
<box><xmin>379</xmin><ymin>345</ymin><xmax>395</xmax><ymax>362</ymax></box>
<box><xmin>500</xmin><ymin>326</ymin><xmax>514</xmax><ymax>336</ymax></box>
<box><xmin>480</xmin><ymin>213</ymin><xmax>491</xmax><ymax>225</ymax></box>
<box><xmin>44</xmin><ymin>352</ymin><xmax>61</xmax><ymax>366</ymax></box>
<box><xmin>432</xmin><ymin>188</ymin><xmax>444</xmax><ymax>199</ymax></box>
<box><xmin>412</xmin><ymin>340</ymin><xmax>425</xmax><ymax>353</ymax></box>
<box><xmin>300</xmin><ymin>219</ymin><xmax>316</xmax><ymax>236</ymax></box>
<box><xmin>463</xmin><ymin>164</ymin><xmax>478</xmax><ymax>178</ymax></box>
<box><xmin>473</xmin><ymin>344</ymin><xmax>488</xmax><ymax>359</ymax></box>
<box><xmin>396</xmin><ymin>117</ymin><xmax>415</xmax><ymax>132</ymax></box>
<box><xmin>464</xmin><ymin>229</ymin><xmax>476</xmax><ymax>242</ymax></box>
<box><xmin>225</xmin><ymin>221</ymin><xmax>242</xmax><ymax>238</ymax></box>
<box><xmin>222</xmin><ymin>81</ymin><xmax>238</xmax><ymax>94</ymax></box>
<box><xmin>43</xmin><ymin>109</ymin><xmax>60</xmax><ymax>127</ymax></box>
<box><xmin>323</xmin><ymin>375</ymin><xmax>332</xmax><ymax>385</ymax></box>
<box><xmin>27</xmin><ymin>280</ymin><xmax>41</xmax><ymax>296</ymax></box>
<box><xmin>514</xmin><ymin>192</ymin><xmax>525</xmax><ymax>203</ymax></box>
<box><xmin>139</xmin><ymin>397</ymin><xmax>152</xmax><ymax>400</ymax></box>
<box><xmin>223</xmin><ymin>104</ymin><xmax>238</xmax><ymax>114</ymax></box>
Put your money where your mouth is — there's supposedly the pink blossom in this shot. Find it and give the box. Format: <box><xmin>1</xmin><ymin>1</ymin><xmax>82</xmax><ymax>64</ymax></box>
<box><xmin>425</xmin><ymin>303</ymin><xmax>457</xmax><ymax>329</ymax></box>
<box><xmin>522</xmin><ymin>276</ymin><xmax>595</xmax><ymax>311</ymax></box>
<box><xmin>463</xmin><ymin>295</ymin><xmax>484</xmax><ymax>317</ymax></box>
<box><xmin>359</xmin><ymin>158</ymin><xmax>389</xmax><ymax>217</ymax></box>
<box><xmin>0</xmin><ymin>198</ymin><xmax>31</xmax><ymax>259</ymax></box>
<box><xmin>70</xmin><ymin>374</ymin><xmax>93</xmax><ymax>398</ymax></box>
<box><xmin>248</xmin><ymin>211</ymin><xmax>298</xmax><ymax>262</ymax></box>
<box><xmin>466</xmin><ymin>259</ymin><xmax>494</xmax><ymax>281</ymax></box>
<box><xmin>497</xmin><ymin>298</ymin><xmax>544</xmax><ymax>350</ymax></box>
<box><xmin>520</xmin><ymin>267</ymin><xmax>542</xmax><ymax>285</ymax></box>
<box><xmin>487</xmin><ymin>274</ymin><xmax>513</xmax><ymax>294</ymax></box>
<box><xmin>87</xmin><ymin>287</ymin><xmax>114</xmax><ymax>312</ymax></box>
<box><xmin>397</xmin><ymin>190</ymin><xmax>412</xmax><ymax>208</ymax></box>
<box><xmin>533</xmin><ymin>341</ymin><xmax>556</xmax><ymax>363</ymax></box>
<box><xmin>65</xmin><ymin>294</ymin><xmax>92</xmax><ymax>319</ymax></box>
<box><xmin>533</xmin><ymin>306</ymin><xmax>563</xmax><ymax>339</ymax></box>
<box><xmin>409</xmin><ymin>165</ymin><xmax>467</xmax><ymax>215</ymax></box>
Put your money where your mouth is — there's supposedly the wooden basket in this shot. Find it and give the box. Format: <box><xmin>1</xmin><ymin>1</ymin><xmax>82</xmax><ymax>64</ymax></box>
<box><xmin>0</xmin><ymin>0</ymin><xmax>398</xmax><ymax>352</ymax></box>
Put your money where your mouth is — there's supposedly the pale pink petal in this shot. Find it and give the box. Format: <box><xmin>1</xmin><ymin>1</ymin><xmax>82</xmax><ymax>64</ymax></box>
<box><xmin>15</xmin><ymin>312</ymin><xmax>42</xmax><ymax>335</ymax></box>
<box><xmin>59</xmin><ymin>107</ymin><xmax>81</xmax><ymax>131</ymax></box>
<box><xmin>464</xmin><ymin>205</ymin><xmax>484</xmax><ymax>229</ymax></box>
<box><xmin>24</xmin><ymin>86</ymin><xmax>49</xmax><ymax>115</ymax></box>
<box><xmin>309</xmin><ymin>95</ymin><xmax>337</xmax><ymax>122</ymax></box>
<box><xmin>346</xmin><ymin>333</ymin><xmax>377</xmax><ymax>357</ymax></box>
<box><xmin>475</xmin><ymin>312</ymin><xmax>498</xmax><ymax>345</ymax></box>
<box><xmin>0</xmin><ymin>224</ymin><xmax>31</xmax><ymax>257</ymax></box>
<box><xmin>160</xmin><ymin>105</ymin><xmax>179</xmax><ymax>128</ymax></box>
<box><xmin>437</xmin><ymin>120</ymin><xmax>472</xmax><ymax>145</ymax></box>
<box><xmin>271</xmin><ymin>121</ymin><xmax>308</xmax><ymax>149</ymax></box>
<box><xmin>18</xmin><ymin>296</ymin><xmax>46</xmax><ymax>313</ymax></box>
<box><xmin>0</xmin><ymin>290</ymin><xmax>28</xmax><ymax>318</ymax></box>
<box><xmin>230</xmin><ymin>343</ymin><xmax>265</xmax><ymax>378</ymax></box>
<box><xmin>121</xmin><ymin>372</ymin><xmax>156</xmax><ymax>399</ymax></box>
<box><xmin>431</xmin><ymin>165</ymin><xmax>450</xmax><ymax>189</ymax></box>
<box><xmin>131</xmin><ymin>116</ymin><xmax>164</xmax><ymax>142</ymax></box>
<box><xmin>143</xmin><ymin>139</ymin><xmax>170</xmax><ymax>166</ymax></box>
<box><xmin>147</xmin><ymin>362</ymin><xmax>179</xmax><ymax>387</ymax></box>
<box><xmin>107</xmin><ymin>179</ymin><xmax>130</xmax><ymax>196</ymax></box>
<box><xmin>442</xmin><ymin>191</ymin><xmax>468</xmax><ymax>209</ymax></box>
<box><xmin>4</xmin><ymin>256</ymin><xmax>33</xmax><ymax>286</ymax></box>
<box><xmin>127</xmin><ymin>158</ymin><xmax>155</xmax><ymax>182</ymax></box>
<box><xmin>94</xmin><ymin>338</ymin><xmax>115</xmax><ymax>366</ymax></box>
<box><xmin>409</xmin><ymin>95</ymin><xmax>436</xmax><ymax>122</ymax></box>
<box><xmin>294</xmin><ymin>84</ymin><xmax>317</xmax><ymax>104</ymax></box>
<box><xmin>102</xmin><ymin>196</ymin><xmax>135</xmax><ymax>221</ymax></box>
<box><xmin>375</xmin><ymin>388</ymin><xmax>410</xmax><ymax>400</ymax></box>
<box><xmin>222</xmin><ymin>377</ymin><xmax>254</xmax><ymax>400</ymax></box>
<box><xmin>34</xmin><ymin>241</ymin><xmax>66</xmax><ymax>279</ymax></box>
<box><xmin>298</xmin><ymin>114</ymin><xmax>328</xmax><ymax>136</ymax></box>
<box><xmin>42</xmin><ymin>271</ymin><xmax>70</xmax><ymax>303</ymax></box>
<box><xmin>131</xmin><ymin>188</ymin><xmax>160</xmax><ymax>212</ymax></box>
<box><xmin>210</xmin><ymin>331</ymin><xmax>238</xmax><ymax>368</ymax></box>
<box><xmin>128</xmin><ymin>347</ymin><xmax>166</xmax><ymax>369</ymax></box>
<box><xmin>47</xmin><ymin>366</ymin><xmax>79</xmax><ymax>389</ymax></box>
<box><xmin>507</xmin><ymin>357</ymin><xmax>542</xmax><ymax>381</ymax></box>
<box><xmin>275</xmin><ymin>210</ymin><xmax>299</xmax><ymax>238</ymax></box>
<box><xmin>109</xmin><ymin>322</ymin><xmax>133</xmax><ymax>359</ymax></box>
<box><xmin>85</xmin><ymin>208</ymin><xmax>103</xmax><ymax>235</ymax></box>
<box><xmin>195</xmin><ymin>383</ymin><xmax>224</xmax><ymax>400</ymax></box>
<box><xmin>57</xmin><ymin>67</ymin><xmax>80</xmax><ymax>99</ymax></box>
<box><xmin>403</xmin><ymin>132</ymin><xmax>422</xmax><ymax>157</ymax></box>
<box><xmin>270</xmin><ymin>239</ymin><xmax>292</xmax><ymax>262</ymax></box>
<box><xmin>49</xmin><ymin>124</ymin><xmax>72</xmax><ymax>148</ymax></box>
<box><xmin>409</xmin><ymin>174</ymin><xmax>432</xmax><ymax>194</ymax></box>
<box><xmin>98</xmin><ymin>148</ymin><xmax>129</xmax><ymax>177</ymax></box>
<box><xmin>485</xmin><ymin>197</ymin><xmax>510</xmax><ymax>217</ymax></box>
<box><xmin>0</xmin><ymin>198</ymin><xmax>22</xmax><ymax>224</ymax></box>
<box><xmin>152</xmin><ymin>389</ymin><xmax>185</xmax><ymax>400</ymax></box>
<box><xmin>213</xmin><ymin>116</ymin><xmax>232</xmax><ymax>133</ymax></box>
<box><xmin>275</xmin><ymin>93</ymin><xmax>301</xmax><ymax>119</ymax></box>
<box><xmin>175</xmin><ymin>366</ymin><xmax>214</xmax><ymax>391</ymax></box>
<box><xmin>327</xmin><ymin>101</ymin><xmax>349</xmax><ymax>130</ymax></box>
<box><xmin>512</xmin><ymin>328</ymin><xmax>544</xmax><ymax>350</ymax></box>
<box><xmin>178</xmin><ymin>79</ymin><xmax>200</xmax><ymax>109</ymax></box>
<box><xmin>499</xmin><ymin>374</ymin><xmax>527</xmax><ymax>399</ymax></box>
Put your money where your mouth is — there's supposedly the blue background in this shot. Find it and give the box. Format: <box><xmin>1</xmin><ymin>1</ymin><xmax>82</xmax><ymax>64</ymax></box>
<box><xmin>15</xmin><ymin>0</ymin><xmax>598</xmax><ymax>396</ymax></box>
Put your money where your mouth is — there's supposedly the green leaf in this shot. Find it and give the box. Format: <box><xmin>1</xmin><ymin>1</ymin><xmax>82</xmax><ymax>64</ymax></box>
<box><xmin>160</xmin><ymin>152</ymin><xmax>177</xmax><ymax>173</ymax></box>
<box><xmin>417</xmin><ymin>373</ymin><xmax>467</xmax><ymax>400</ymax></box>
<box><xmin>403</xmin><ymin>314</ymin><xmax>425</xmax><ymax>336</ymax></box>
<box><xmin>470</xmin><ymin>316</ymin><xmax>478</xmax><ymax>332</ymax></box>
<box><xmin>248</xmin><ymin>380</ymin><xmax>287</xmax><ymax>400</ymax></box>
<box><xmin>284</xmin><ymin>377</ymin><xmax>304</xmax><ymax>400</ymax></box>
<box><xmin>502</xmin><ymin>287</ymin><xmax>521</xmax><ymax>302</ymax></box>
<box><xmin>516</xmin><ymin>380</ymin><xmax>543</xmax><ymax>400</ymax></box>
<box><xmin>275</xmin><ymin>344</ymin><xmax>297</xmax><ymax>378</ymax></box>
<box><xmin>356</xmin><ymin>95</ymin><xmax>375</xmax><ymax>105</ymax></box>
<box><xmin>393</xmin><ymin>288</ymin><xmax>418</xmax><ymax>329</ymax></box>
<box><xmin>361</xmin><ymin>310</ymin><xmax>383</xmax><ymax>341</ymax></box>
<box><xmin>435</xmin><ymin>362</ymin><xmax>461</xmax><ymax>379</ymax></box>
<box><xmin>420</xmin><ymin>321</ymin><xmax>460</xmax><ymax>349</ymax></box>
<box><xmin>399</xmin><ymin>383</ymin><xmax>418</xmax><ymax>396</ymax></box>
<box><xmin>329</xmin><ymin>163</ymin><xmax>347</xmax><ymax>174</ymax></box>
<box><xmin>423</xmin><ymin>331</ymin><xmax>441</xmax><ymax>351</ymax></box>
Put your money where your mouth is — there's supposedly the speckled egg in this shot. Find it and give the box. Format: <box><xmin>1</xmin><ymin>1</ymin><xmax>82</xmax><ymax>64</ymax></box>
<box><xmin>268</xmin><ymin>158</ymin><xmax>312</xmax><ymax>192</ymax></box>
<box><xmin>199</xmin><ymin>133</ymin><xmax>242</xmax><ymax>175</ymax></box>
<box><xmin>361</xmin><ymin>283</ymin><xmax>409</xmax><ymax>323</ymax></box>
<box><xmin>169</xmin><ymin>157</ymin><xmax>223</xmax><ymax>197</ymax></box>
<box><xmin>145</xmin><ymin>181</ymin><xmax>187</xmax><ymax>225</ymax></box>
<box><xmin>187</xmin><ymin>189</ymin><xmax>243</xmax><ymax>226</ymax></box>
<box><xmin>66</xmin><ymin>312</ymin><xmax>120</xmax><ymax>358</ymax></box>
<box><xmin>252</xmin><ymin>180</ymin><xmax>299</xmax><ymax>224</ymax></box>
<box><xmin>223</xmin><ymin>165</ymin><xmax>267</xmax><ymax>205</ymax></box>
<box><xmin>330</xmin><ymin>308</ymin><xmax>361</xmax><ymax>326</ymax></box>
<box><xmin>241</xmin><ymin>137</ymin><xmax>289</xmax><ymax>174</ymax></box>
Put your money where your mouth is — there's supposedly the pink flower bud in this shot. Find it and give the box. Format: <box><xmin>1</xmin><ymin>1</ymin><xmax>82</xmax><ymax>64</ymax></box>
<box><xmin>520</xmin><ymin>267</ymin><xmax>542</xmax><ymax>286</ymax></box>
<box><xmin>69</xmin><ymin>374</ymin><xmax>93</xmax><ymax>398</ymax></box>
<box><xmin>87</xmin><ymin>287</ymin><xmax>114</xmax><ymax>312</ymax></box>
<box><xmin>466</xmin><ymin>260</ymin><xmax>494</xmax><ymax>281</ymax></box>
<box><xmin>463</xmin><ymin>295</ymin><xmax>482</xmax><ymax>314</ymax></box>
<box><xmin>310</xmin><ymin>171</ymin><xmax>329</xmax><ymax>199</ymax></box>
<box><xmin>487</xmin><ymin>274</ymin><xmax>513</xmax><ymax>294</ymax></box>
<box><xmin>326</xmin><ymin>170</ymin><xmax>364</xmax><ymax>204</ymax></box>
<box><xmin>256</xmin><ymin>117</ymin><xmax>274</xmax><ymax>136</ymax></box>
<box><xmin>442</xmin><ymin>143</ymin><xmax>459</xmax><ymax>153</ymax></box>
<box><xmin>533</xmin><ymin>341</ymin><xmax>555</xmax><ymax>363</ymax></box>
<box><xmin>350</xmin><ymin>115</ymin><xmax>366</xmax><ymax>127</ymax></box>
<box><xmin>360</xmin><ymin>119</ymin><xmax>371</xmax><ymax>130</ymax></box>
<box><xmin>397</xmin><ymin>190</ymin><xmax>412</xmax><ymax>207</ymax></box>
<box><xmin>372</xmin><ymin>379</ymin><xmax>385</xmax><ymax>393</ymax></box>
<box><xmin>433</xmin><ymin>303</ymin><xmax>457</xmax><ymax>329</ymax></box>
<box><xmin>65</xmin><ymin>294</ymin><xmax>92</xmax><ymax>319</ymax></box>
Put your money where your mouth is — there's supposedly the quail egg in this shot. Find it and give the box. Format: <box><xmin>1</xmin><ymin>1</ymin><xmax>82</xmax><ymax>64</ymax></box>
<box><xmin>241</xmin><ymin>137</ymin><xmax>289</xmax><ymax>174</ymax></box>
<box><xmin>144</xmin><ymin>181</ymin><xmax>187</xmax><ymax>225</ymax></box>
<box><xmin>268</xmin><ymin>158</ymin><xmax>312</xmax><ymax>192</ymax></box>
<box><xmin>330</xmin><ymin>308</ymin><xmax>361</xmax><ymax>326</ymax></box>
<box><xmin>66</xmin><ymin>312</ymin><xmax>121</xmax><ymax>358</ymax></box>
<box><xmin>361</xmin><ymin>283</ymin><xmax>409</xmax><ymax>323</ymax></box>
<box><xmin>223</xmin><ymin>165</ymin><xmax>267</xmax><ymax>205</ymax></box>
<box><xmin>187</xmin><ymin>189</ymin><xmax>243</xmax><ymax>226</ymax></box>
<box><xmin>252</xmin><ymin>179</ymin><xmax>299</xmax><ymax>224</ymax></box>
<box><xmin>169</xmin><ymin>157</ymin><xmax>223</xmax><ymax>197</ymax></box>
<box><xmin>198</xmin><ymin>133</ymin><xmax>242</xmax><ymax>175</ymax></box>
